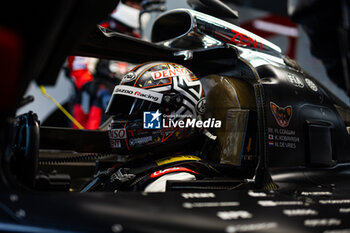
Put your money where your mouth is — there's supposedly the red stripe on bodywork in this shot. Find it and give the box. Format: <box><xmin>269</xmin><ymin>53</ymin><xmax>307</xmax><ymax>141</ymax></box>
<box><xmin>150</xmin><ymin>167</ymin><xmax>198</xmax><ymax>179</ymax></box>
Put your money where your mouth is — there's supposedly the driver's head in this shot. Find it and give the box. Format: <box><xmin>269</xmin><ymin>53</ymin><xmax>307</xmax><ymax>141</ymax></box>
<box><xmin>105</xmin><ymin>62</ymin><xmax>206</xmax><ymax>158</ymax></box>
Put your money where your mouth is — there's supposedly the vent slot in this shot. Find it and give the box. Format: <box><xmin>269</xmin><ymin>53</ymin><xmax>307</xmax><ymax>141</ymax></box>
<box><xmin>306</xmin><ymin>122</ymin><xmax>334</xmax><ymax>167</ymax></box>
<box><xmin>151</xmin><ymin>11</ymin><xmax>192</xmax><ymax>43</ymax></box>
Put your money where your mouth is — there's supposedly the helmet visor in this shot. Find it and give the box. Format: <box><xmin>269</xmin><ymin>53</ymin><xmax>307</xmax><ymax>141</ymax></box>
<box><xmin>105</xmin><ymin>85</ymin><xmax>163</xmax><ymax>119</ymax></box>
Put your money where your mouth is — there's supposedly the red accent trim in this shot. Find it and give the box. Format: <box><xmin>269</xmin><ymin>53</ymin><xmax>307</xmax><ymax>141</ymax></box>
<box><xmin>0</xmin><ymin>27</ymin><xmax>22</xmax><ymax>110</ymax></box>
<box><xmin>230</xmin><ymin>29</ymin><xmax>240</xmax><ymax>43</ymax></box>
<box><xmin>161</xmin><ymin>127</ymin><xmax>178</xmax><ymax>143</ymax></box>
<box><xmin>150</xmin><ymin>167</ymin><xmax>199</xmax><ymax>179</ymax></box>
<box><xmin>124</xmin><ymin>119</ymin><xmax>131</xmax><ymax>151</ymax></box>
<box><xmin>72</xmin><ymin>104</ymin><xmax>88</xmax><ymax>129</ymax></box>
<box><xmin>112</xmin><ymin>163</ymin><xmax>120</xmax><ymax>168</ymax></box>
<box><xmin>86</xmin><ymin>106</ymin><xmax>102</xmax><ymax>130</ymax></box>
<box><xmin>143</xmin><ymin>79</ymin><xmax>172</xmax><ymax>89</ymax></box>
<box><xmin>212</xmin><ymin>31</ymin><xmax>231</xmax><ymax>44</ymax></box>
<box><xmin>67</xmin><ymin>56</ymin><xmax>74</xmax><ymax>71</ymax></box>
<box><xmin>130</xmin><ymin>62</ymin><xmax>147</xmax><ymax>72</ymax></box>
<box><xmin>125</xmin><ymin>138</ymin><xmax>130</xmax><ymax>151</ymax></box>
<box><xmin>99</xmin><ymin>22</ymin><xmax>110</xmax><ymax>28</ymax></box>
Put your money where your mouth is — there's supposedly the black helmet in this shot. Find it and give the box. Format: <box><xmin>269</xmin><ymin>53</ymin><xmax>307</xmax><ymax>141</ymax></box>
<box><xmin>105</xmin><ymin>62</ymin><xmax>206</xmax><ymax>157</ymax></box>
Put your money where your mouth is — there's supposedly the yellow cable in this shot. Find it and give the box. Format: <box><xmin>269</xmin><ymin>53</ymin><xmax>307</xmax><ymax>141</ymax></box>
<box><xmin>39</xmin><ymin>85</ymin><xmax>85</xmax><ymax>129</ymax></box>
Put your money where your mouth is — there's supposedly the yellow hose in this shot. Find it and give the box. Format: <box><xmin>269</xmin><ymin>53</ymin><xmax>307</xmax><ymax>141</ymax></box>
<box><xmin>39</xmin><ymin>85</ymin><xmax>85</xmax><ymax>129</ymax></box>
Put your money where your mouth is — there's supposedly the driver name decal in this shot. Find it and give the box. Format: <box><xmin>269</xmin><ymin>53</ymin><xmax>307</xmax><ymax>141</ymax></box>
<box><xmin>268</xmin><ymin>128</ymin><xmax>300</xmax><ymax>149</ymax></box>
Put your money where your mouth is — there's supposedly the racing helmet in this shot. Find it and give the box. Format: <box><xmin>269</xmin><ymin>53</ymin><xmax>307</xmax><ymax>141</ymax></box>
<box><xmin>105</xmin><ymin>62</ymin><xmax>206</xmax><ymax>156</ymax></box>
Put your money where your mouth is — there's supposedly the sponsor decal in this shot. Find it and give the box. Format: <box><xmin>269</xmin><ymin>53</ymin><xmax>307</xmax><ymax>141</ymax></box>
<box><xmin>248</xmin><ymin>191</ymin><xmax>267</xmax><ymax>197</ymax></box>
<box><xmin>121</xmin><ymin>72</ymin><xmax>137</xmax><ymax>83</ymax></box>
<box><xmin>226</xmin><ymin>222</ymin><xmax>278</xmax><ymax>233</ymax></box>
<box><xmin>339</xmin><ymin>208</ymin><xmax>350</xmax><ymax>213</ymax></box>
<box><xmin>143</xmin><ymin>110</ymin><xmax>161</xmax><ymax>129</ymax></box>
<box><xmin>287</xmin><ymin>73</ymin><xmax>304</xmax><ymax>88</ymax></box>
<box><xmin>113</xmin><ymin>85</ymin><xmax>163</xmax><ymax>103</ymax></box>
<box><xmin>110</xmin><ymin>139</ymin><xmax>121</xmax><ymax>148</ymax></box>
<box><xmin>304</xmin><ymin>218</ymin><xmax>341</xmax><ymax>227</ymax></box>
<box><xmin>270</xmin><ymin>102</ymin><xmax>292</xmax><ymax>127</ymax></box>
<box><xmin>129</xmin><ymin>136</ymin><xmax>153</xmax><ymax>146</ymax></box>
<box><xmin>181</xmin><ymin>192</ymin><xmax>215</xmax><ymax>199</ymax></box>
<box><xmin>108</xmin><ymin>128</ymin><xmax>127</xmax><ymax>139</ymax></box>
<box><xmin>283</xmin><ymin>209</ymin><xmax>318</xmax><ymax>216</ymax></box>
<box><xmin>156</xmin><ymin>155</ymin><xmax>201</xmax><ymax>166</ymax></box>
<box><xmin>324</xmin><ymin>230</ymin><xmax>350</xmax><ymax>233</ymax></box>
<box><xmin>151</xmin><ymin>68</ymin><xmax>189</xmax><ymax>80</ymax></box>
<box><xmin>195</xmin><ymin>97</ymin><xmax>206</xmax><ymax>114</ymax></box>
<box><xmin>150</xmin><ymin>167</ymin><xmax>198</xmax><ymax>179</ymax></box>
<box><xmin>305</xmin><ymin>78</ymin><xmax>318</xmax><ymax>92</ymax></box>
<box><xmin>319</xmin><ymin>199</ymin><xmax>350</xmax><ymax>204</ymax></box>
<box><xmin>217</xmin><ymin>211</ymin><xmax>252</xmax><ymax>220</ymax></box>
<box><xmin>183</xmin><ymin>201</ymin><xmax>239</xmax><ymax>209</ymax></box>
<box><xmin>230</xmin><ymin>29</ymin><xmax>264</xmax><ymax>50</ymax></box>
<box><xmin>258</xmin><ymin>200</ymin><xmax>304</xmax><ymax>207</ymax></box>
<box><xmin>301</xmin><ymin>191</ymin><xmax>332</xmax><ymax>196</ymax></box>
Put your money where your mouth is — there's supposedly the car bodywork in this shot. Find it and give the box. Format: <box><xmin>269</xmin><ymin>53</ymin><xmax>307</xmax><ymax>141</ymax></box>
<box><xmin>1</xmin><ymin>1</ymin><xmax>350</xmax><ymax>232</ymax></box>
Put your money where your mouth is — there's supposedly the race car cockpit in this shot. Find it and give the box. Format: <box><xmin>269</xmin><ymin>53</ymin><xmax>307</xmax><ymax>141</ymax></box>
<box><xmin>4</xmin><ymin>0</ymin><xmax>350</xmax><ymax>232</ymax></box>
<box><xmin>8</xmin><ymin>0</ymin><xmax>350</xmax><ymax>195</ymax></box>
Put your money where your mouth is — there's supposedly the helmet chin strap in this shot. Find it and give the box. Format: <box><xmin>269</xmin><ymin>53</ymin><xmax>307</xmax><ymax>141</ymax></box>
<box><xmin>110</xmin><ymin>1</ymin><xmax>150</xmax><ymax>30</ymax></box>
